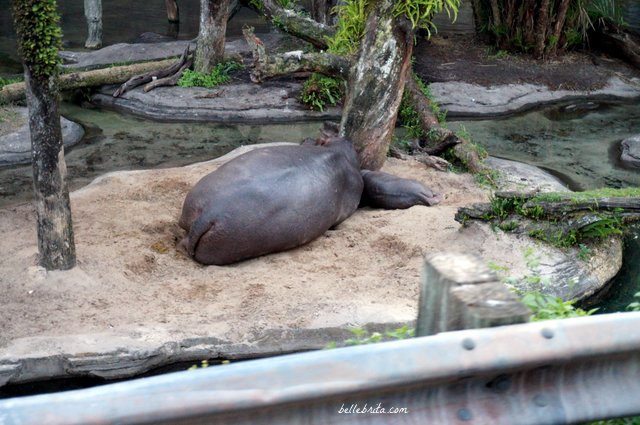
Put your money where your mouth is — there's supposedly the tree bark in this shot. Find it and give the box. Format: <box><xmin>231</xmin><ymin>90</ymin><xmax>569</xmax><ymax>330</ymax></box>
<box><xmin>23</xmin><ymin>68</ymin><xmax>76</xmax><ymax>270</ymax></box>
<box><xmin>310</xmin><ymin>0</ymin><xmax>337</xmax><ymax>25</ymax></box>
<box><xmin>339</xmin><ymin>0</ymin><xmax>414</xmax><ymax>170</ymax></box>
<box><xmin>258</xmin><ymin>0</ymin><xmax>336</xmax><ymax>50</ymax></box>
<box><xmin>534</xmin><ymin>0</ymin><xmax>550</xmax><ymax>58</ymax></box>
<box><xmin>1</xmin><ymin>59</ymin><xmax>184</xmax><ymax>103</ymax></box>
<box><xmin>84</xmin><ymin>0</ymin><xmax>102</xmax><ymax>49</ymax></box>
<box><xmin>242</xmin><ymin>28</ymin><xmax>349</xmax><ymax>83</ymax></box>
<box><xmin>194</xmin><ymin>0</ymin><xmax>228</xmax><ymax>74</ymax></box>
<box><xmin>549</xmin><ymin>0</ymin><xmax>571</xmax><ymax>55</ymax></box>
<box><xmin>165</xmin><ymin>0</ymin><xmax>179</xmax><ymax>23</ymax></box>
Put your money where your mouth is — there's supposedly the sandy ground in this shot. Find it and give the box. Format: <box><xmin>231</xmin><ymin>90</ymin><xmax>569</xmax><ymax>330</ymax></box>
<box><xmin>0</xmin><ymin>144</ymin><xmax>493</xmax><ymax>349</ymax></box>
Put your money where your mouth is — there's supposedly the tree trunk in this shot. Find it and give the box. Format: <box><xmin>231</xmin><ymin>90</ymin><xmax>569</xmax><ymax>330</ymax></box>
<box><xmin>592</xmin><ymin>20</ymin><xmax>640</xmax><ymax>70</ymax></box>
<box><xmin>534</xmin><ymin>0</ymin><xmax>550</xmax><ymax>59</ymax></box>
<box><xmin>549</xmin><ymin>0</ymin><xmax>571</xmax><ymax>55</ymax></box>
<box><xmin>84</xmin><ymin>0</ymin><xmax>102</xmax><ymax>49</ymax></box>
<box><xmin>339</xmin><ymin>0</ymin><xmax>414</xmax><ymax>170</ymax></box>
<box><xmin>23</xmin><ymin>68</ymin><xmax>76</xmax><ymax>270</ymax></box>
<box><xmin>165</xmin><ymin>0</ymin><xmax>179</xmax><ymax>23</ymax></box>
<box><xmin>194</xmin><ymin>0</ymin><xmax>229</xmax><ymax>74</ymax></box>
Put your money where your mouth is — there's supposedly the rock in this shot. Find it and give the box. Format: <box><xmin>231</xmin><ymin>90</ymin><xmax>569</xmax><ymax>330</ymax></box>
<box><xmin>485</xmin><ymin>156</ymin><xmax>568</xmax><ymax>193</ymax></box>
<box><xmin>0</xmin><ymin>107</ymin><xmax>85</xmax><ymax>167</ymax></box>
<box><xmin>621</xmin><ymin>135</ymin><xmax>640</xmax><ymax>168</ymax></box>
<box><xmin>430</xmin><ymin>77</ymin><xmax>640</xmax><ymax>118</ymax></box>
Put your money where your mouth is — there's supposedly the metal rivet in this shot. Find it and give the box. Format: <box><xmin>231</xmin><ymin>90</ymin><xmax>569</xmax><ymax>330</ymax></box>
<box><xmin>541</xmin><ymin>328</ymin><xmax>554</xmax><ymax>339</ymax></box>
<box><xmin>457</xmin><ymin>408</ymin><xmax>473</xmax><ymax>421</ymax></box>
<box><xmin>533</xmin><ymin>394</ymin><xmax>548</xmax><ymax>407</ymax></box>
<box><xmin>462</xmin><ymin>338</ymin><xmax>475</xmax><ymax>350</ymax></box>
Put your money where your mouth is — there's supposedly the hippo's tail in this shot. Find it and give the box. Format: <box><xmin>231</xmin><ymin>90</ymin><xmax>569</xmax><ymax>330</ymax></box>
<box><xmin>183</xmin><ymin>213</ymin><xmax>215</xmax><ymax>258</ymax></box>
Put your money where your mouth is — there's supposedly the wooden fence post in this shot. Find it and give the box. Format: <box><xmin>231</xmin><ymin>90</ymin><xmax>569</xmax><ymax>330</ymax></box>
<box><xmin>416</xmin><ymin>252</ymin><xmax>531</xmax><ymax>336</ymax></box>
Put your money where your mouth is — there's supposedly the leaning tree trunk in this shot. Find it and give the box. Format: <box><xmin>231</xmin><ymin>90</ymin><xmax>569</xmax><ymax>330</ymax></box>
<box><xmin>84</xmin><ymin>0</ymin><xmax>102</xmax><ymax>49</ymax></box>
<box><xmin>339</xmin><ymin>0</ymin><xmax>414</xmax><ymax>170</ymax></box>
<box><xmin>194</xmin><ymin>0</ymin><xmax>229</xmax><ymax>74</ymax></box>
<box><xmin>12</xmin><ymin>0</ymin><xmax>76</xmax><ymax>270</ymax></box>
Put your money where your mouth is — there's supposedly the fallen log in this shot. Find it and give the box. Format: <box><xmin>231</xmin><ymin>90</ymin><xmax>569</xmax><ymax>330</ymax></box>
<box><xmin>1</xmin><ymin>59</ymin><xmax>177</xmax><ymax>104</ymax></box>
<box><xmin>591</xmin><ymin>20</ymin><xmax>640</xmax><ymax>70</ymax></box>
<box><xmin>143</xmin><ymin>59</ymin><xmax>193</xmax><ymax>92</ymax></box>
<box><xmin>455</xmin><ymin>191</ymin><xmax>640</xmax><ymax>247</ymax></box>
<box><xmin>113</xmin><ymin>46</ymin><xmax>190</xmax><ymax>97</ymax></box>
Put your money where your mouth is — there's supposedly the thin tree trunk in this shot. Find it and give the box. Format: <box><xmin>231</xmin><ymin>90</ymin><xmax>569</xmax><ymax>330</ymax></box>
<box><xmin>165</xmin><ymin>0</ymin><xmax>179</xmax><ymax>23</ymax></box>
<box><xmin>489</xmin><ymin>0</ymin><xmax>501</xmax><ymax>28</ymax></box>
<box><xmin>194</xmin><ymin>0</ymin><xmax>229</xmax><ymax>74</ymax></box>
<box><xmin>24</xmin><ymin>68</ymin><xmax>76</xmax><ymax>270</ymax></box>
<box><xmin>339</xmin><ymin>0</ymin><xmax>414</xmax><ymax>170</ymax></box>
<box><xmin>549</xmin><ymin>0</ymin><xmax>571</xmax><ymax>55</ymax></box>
<box><xmin>534</xmin><ymin>0</ymin><xmax>550</xmax><ymax>58</ymax></box>
<box><xmin>84</xmin><ymin>0</ymin><xmax>102</xmax><ymax>49</ymax></box>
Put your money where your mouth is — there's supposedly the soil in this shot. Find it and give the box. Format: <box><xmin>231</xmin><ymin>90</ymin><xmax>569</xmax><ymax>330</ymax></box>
<box><xmin>414</xmin><ymin>33</ymin><xmax>640</xmax><ymax>90</ymax></box>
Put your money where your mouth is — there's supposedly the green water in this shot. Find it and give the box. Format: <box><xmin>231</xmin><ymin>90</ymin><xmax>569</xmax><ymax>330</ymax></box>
<box><xmin>0</xmin><ymin>104</ymin><xmax>321</xmax><ymax>208</ymax></box>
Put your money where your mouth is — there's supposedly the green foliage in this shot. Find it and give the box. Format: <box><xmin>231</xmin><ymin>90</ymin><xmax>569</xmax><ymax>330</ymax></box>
<box><xmin>577</xmin><ymin>243</ymin><xmax>592</xmax><ymax>261</ymax></box>
<box><xmin>579</xmin><ymin>215</ymin><xmax>624</xmax><ymax>239</ymax></box>
<box><xmin>11</xmin><ymin>0</ymin><xmax>63</xmax><ymax>78</ymax></box>
<box><xmin>188</xmin><ymin>359</ymin><xmax>230</xmax><ymax>370</ymax></box>
<box><xmin>588</xmin><ymin>417</ymin><xmax>640</xmax><ymax>425</ymax></box>
<box><xmin>277</xmin><ymin>0</ymin><xmax>296</xmax><ymax>9</ymax></box>
<box><xmin>327</xmin><ymin>0</ymin><xmax>368</xmax><ymax>55</ymax></box>
<box><xmin>300</xmin><ymin>73</ymin><xmax>344</xmax><ymax>111</ymax></box>
<box><xmin>178</xmin><ymin>61</ymin><xmax>244</xmax><ymax>88</ymax></box>
<box><xmin>0</xmin><ymin>76</ymin><xmax>22</xmax><ymax>88</ymax></box>
<box><xmin>627</xmin><ymin>292</ymin><xmax>640</xmax><ymax>312</ymax></box>
<box><xmin>393</xmin><ymin>0</ymin><xmax>460</xmax><ymax>34</ymax></box>
<box><xmin>588</xmin><ymin>0</ymin><xmax>626</xmax><ymax>27</ymax></box>
<box><xmin>249</xmin><ymin>0</ymin><xmax>264</xmax><ymax>12</ymax></box>
<box><xmin>521</xmin><ymin>291</ymin><xmax>598</xmax><ymax>321</ymax></box>
<box><xmin>398</xmin><ymin>74</ymin><xmax>446</xmax><ymax>139</ymax></box>
<box><xmin>326</xmin><ymin>325</ymin><xmax>415</xmax><ymax>348</ymax></box>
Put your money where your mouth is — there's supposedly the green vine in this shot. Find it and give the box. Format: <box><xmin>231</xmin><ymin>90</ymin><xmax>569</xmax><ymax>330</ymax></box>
<box><xmin>327</xmin><ymin>0</ymin><xmax>368</xmax><ymax>56</ymax></box>
<box><xmin>12</xmin><ymin>0</ymin><xmax>62</xmax><ymax>78</ymax></box>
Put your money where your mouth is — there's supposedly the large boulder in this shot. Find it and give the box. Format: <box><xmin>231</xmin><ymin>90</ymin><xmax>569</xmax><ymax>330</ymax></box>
<box><xmin>621</xmin><ymin>135</ymin><xmax>640</xmax><ymax>168</ymax></box>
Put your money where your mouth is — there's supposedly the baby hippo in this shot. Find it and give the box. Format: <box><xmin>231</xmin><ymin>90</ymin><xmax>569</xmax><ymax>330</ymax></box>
<box><xmin>359</xmin><ymin>170</ymin><xmax>442</xmax><ymax>209</ymax></box>
<box><xmin>179</xmin><ymin>137</ymin><xmax>364</xmax><ymax>266</ymax></box>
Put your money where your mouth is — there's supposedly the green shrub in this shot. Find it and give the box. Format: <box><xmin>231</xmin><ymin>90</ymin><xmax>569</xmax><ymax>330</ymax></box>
<box><xmin>300</xmin><ymin>73</ymin><xmax>344</xmax><ymax>111</ymax></box>
<box><xmin>521</xmin><ymin>291</ymin><xmax>598</xmax><ymax>321</ymax></box>
<box><xmin>178</xmin><ymin>61</ymin><xmax>244</xmax><ymax>88</ymax></box>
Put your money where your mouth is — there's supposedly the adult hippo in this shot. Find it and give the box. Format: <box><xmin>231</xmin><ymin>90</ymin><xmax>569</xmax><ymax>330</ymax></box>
<box><xmin>179</xmin><ymin>136</ymin><xmax>363</xmax><ymax>265</ymax></box>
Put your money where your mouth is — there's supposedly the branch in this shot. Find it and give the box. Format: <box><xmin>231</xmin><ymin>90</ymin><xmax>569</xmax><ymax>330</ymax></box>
<box><xmin>113</xmin><ymin>45</ymin><xmax>190</xmax><ymax>97</ymax></box>
<box><xmin>242</xmin><ymin>28</ymin><xmax>350</xmax><ymax>83</ymax></box>
<box><xmin>253</xmin><ymin>0</ymin><xmax>336</xmax><ymax>50</ymax></box>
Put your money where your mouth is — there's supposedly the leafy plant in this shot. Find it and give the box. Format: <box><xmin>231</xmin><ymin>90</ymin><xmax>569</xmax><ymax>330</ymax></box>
<box><xmin>11</xmin><ymin>0</ymin><xmax>63</xmax><ymax>78</ymax></box>
<box><xmin>0</xmin><ymin>76</ymin><xmax>22</xmax><ymax>88</ymax></box>
<box><xmin>300</xmin><ymin>73</ymin><xmax>344</xmax><ymax>111</ymax></box>
<box><xmin>627</xmin><ymin>292</ymin><xmax>640</xmax><ymax>312</ymax></box>
<box><xmin>521</xmin><ymin>291</ymin><xmax>598</xmax><ymax>321</ymax></box>
<box><xmin>577</xmin><ymin>244</ymin><xmax>592</xmax><ymax>261</ymax></box>
<box><xmin>178</xmin><ymin>61</ymin><xmax>244</xmax><ymax>88</ymax></box>
<box><xmin>393</xmin><ymin>0</ymin><xmax>460</xmax><ymax>35</ymax></box>
<box><xmin>327</xmin><ymin>0</ymin><xmax>368</xmax><ymax>55</ymax></box>
<box><xmin>325</xmin><ymin>325</ymin><xmax>415</xmax><ymax>348</ymax></box>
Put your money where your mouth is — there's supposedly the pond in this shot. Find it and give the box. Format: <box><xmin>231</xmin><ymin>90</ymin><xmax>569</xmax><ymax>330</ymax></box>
<box><xmin>0</xmin><ymin>104</ymin><xmax>321</xmax><ymax>208</ymax></box>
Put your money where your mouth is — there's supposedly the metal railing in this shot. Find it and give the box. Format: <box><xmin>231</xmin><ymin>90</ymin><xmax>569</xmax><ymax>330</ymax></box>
<box><xmin>1</xmin><ymin>312</ymin><xmax>640</xmax><ymax>424</ymax></box>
